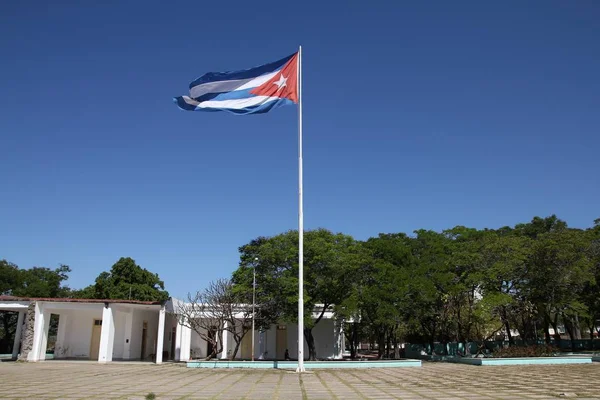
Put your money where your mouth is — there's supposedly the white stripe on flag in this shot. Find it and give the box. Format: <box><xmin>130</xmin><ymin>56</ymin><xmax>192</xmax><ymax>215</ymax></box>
<box><xmin>189</xmin><ymin>71</ymin><xmax>279</xmax><ymax>99</ymax></box>
<box><xmin>196</xmin><ymin>95</ymin><xmax>281</xmax><ymax>110</ymax></box>
<box><xmin>235</xmin><ymin>71</ymin><xmax>278</xmax><ymax>91</ymax></box>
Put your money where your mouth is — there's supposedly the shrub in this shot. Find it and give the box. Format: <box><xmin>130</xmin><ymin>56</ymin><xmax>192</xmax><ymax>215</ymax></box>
<box><xmin>492</xmin><ymin>344</ymin><xmax>559</xmax><ymax>358</ymax></box>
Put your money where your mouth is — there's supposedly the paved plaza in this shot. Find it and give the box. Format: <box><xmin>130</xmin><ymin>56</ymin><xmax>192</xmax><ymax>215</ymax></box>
<box><xmin>1</xmin><ymin>361</ymin><xmax>600</xmax><ymax>399</ymax></box>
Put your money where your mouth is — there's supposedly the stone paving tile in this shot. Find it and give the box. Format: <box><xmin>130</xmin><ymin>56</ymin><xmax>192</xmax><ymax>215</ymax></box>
<box><xmin>1</xmin><ymin>361</ymin><xmax>600</xmax><ymax>399</ymax></box>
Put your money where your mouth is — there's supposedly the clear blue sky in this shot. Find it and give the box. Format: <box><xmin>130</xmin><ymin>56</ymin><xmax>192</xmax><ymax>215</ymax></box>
<box><xmin>1</xmin><ymin>1</ymin><xmax>598</xmax><ymax>298</ymax></box>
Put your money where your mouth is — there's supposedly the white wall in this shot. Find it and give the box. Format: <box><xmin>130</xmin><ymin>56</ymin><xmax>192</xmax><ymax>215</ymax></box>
<box><xmin>286</xmin><ymin>323</ymin><xmax>308</xmax><ymax>361</ymax></box>
<box><xmin>190</xmin><ymin>328</ymin><xmax>207</xmax><ymax>359</ymax></box>
<box><xmin>285</xmin><ymin>319</ymin><xmax>335</xmax><ymax>360</ymax></box>
<box><xmin>57</xmin><ymin>308</ymin><xmax>103</xmax><ymax>359</ymax></box>
<box><xmin>163</xmin><ymin>314</ymin><xmax>177</xmax><ymax>360</ymax></box>
<box><xmin>111</xmin><ymin>309</ymin><xmax>126</xmax><ymax>359</ymax></box>
<box><xmin>312</xmin><ymin>319</ymin><xmax>335</xmax><ymax>358</ymax></box>
<box><xmin>129</xmin><ymin>309</ymin><xmax>159</xmax><ymax>360</ymax></box>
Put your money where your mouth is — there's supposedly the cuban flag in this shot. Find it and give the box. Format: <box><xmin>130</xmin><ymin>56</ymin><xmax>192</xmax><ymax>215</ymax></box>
<box><xmin>174</xmin><ymin>52</ymin><xmax>298</xmax><ymax>115</ymax></box>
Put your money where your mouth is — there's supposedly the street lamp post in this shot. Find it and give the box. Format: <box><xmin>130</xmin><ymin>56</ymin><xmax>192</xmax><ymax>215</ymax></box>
<box><xmin>251</xmin><ymin>257</ymin><xmax>257</xmax><ymax>361</ymax></box>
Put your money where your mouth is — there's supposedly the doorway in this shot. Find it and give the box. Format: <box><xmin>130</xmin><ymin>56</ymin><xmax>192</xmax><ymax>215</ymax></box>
<box><xmin>241</xmin><ymin>328</ymin><xmax>252</xmax><ymax>359</ymax></box>
<box><xmin>47</xmin><ymin>314</ymin><xmax>60</xmax><ymax>358</ymax></box>
<box><xmin>206</xmin><ymin>326</ymin><xmax>217</xmax><ymax>357</ymax></box>
<box><xmin>276</xmin><ymin>325</ymin><xmax>287</xmax><ymax>360</ymax></box>
<box><xmin>89</xmin><ymin>319</ymin><xmax>102</xmax><ymax>360</ymax></box>
<box><xmin>140</xmin><ymin>321</ymin><xmax>148</xmax><ymax>360</ymax></box>
<box><xmin>170</xmin><ymin>327</ymin><xmax>176</xmax><ymax>360</ymax></box>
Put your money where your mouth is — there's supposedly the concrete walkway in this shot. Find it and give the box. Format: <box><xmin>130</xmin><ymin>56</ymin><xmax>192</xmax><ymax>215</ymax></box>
<box><xmin>1</xmin><ymin>361</ymin><xmax>599</xmax><ymax>399</ymax></box>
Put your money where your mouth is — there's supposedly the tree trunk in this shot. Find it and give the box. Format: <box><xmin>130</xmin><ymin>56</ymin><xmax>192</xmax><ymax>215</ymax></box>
<box><xmin>500</xmin><ymin>307</ymin><xmax>514</xmax><ymax>345</ymax></box>
<box><xmin>550</xmin><ymin>314</ymin><xmax>561</xmax><ymax>349</ymax></box>
<box><xmin>562</xmin><ymin>314</ymin><xmax>577</xmax><ymax>352</ymax></box>
<box><xmin>352</xmin><ymin>322</ymin><xmax>359</xmax><ymax>359</ymax></box>
<box><xmin>205</xmin><ymin>340</ymin><xmax>222</xmax><ymax>361</ymax></box>
<box><xmin>302</xmin><ymin>303</ymin><xmax>329</xmax><ymax>361</ymax></box>
<box><xmin>344</xmin><ymin>323</ymin><xmax>358</xmax><ymax>359</ymax></box>
<box><xmin>520</xmin><ymin>314</ymin><xmax>529</xmax><ymax>343</ymax></box>
<box><xmin>457</xmin><ymin>305</ymin><xmax>463</xmax><ymax>344</ymax></box>
<box><xmin>504</xmin><ymin>320</ymin><xmax>513</xmax><ymax>346</ymax></box>
<box><xmin>394</xmin><ymin>331</ymin><xmax>400</xmax><ymax>359</ymax></box>
<box><xmin>377</xmin><ymin>327</ymin><xmax>385</xmax><ymax>359</ymax></box>
<box><xmin>543</xmin><ymin>315</ymin><xmax>551</xmax><ymax>344</ymax></box>
<box><xmin>231</xmin><ymin>338</ymin><xmax>242</xmax><ymax>360</ymax></box>
<box><xmin>304</xmin><ymin>327</ymin><xmax>317</xmax><ymax>361</ymax></box>
<box><xmin>385</xmin><ymin>328</ymin><xmax>391</xmax><ymax>359</ymax></box>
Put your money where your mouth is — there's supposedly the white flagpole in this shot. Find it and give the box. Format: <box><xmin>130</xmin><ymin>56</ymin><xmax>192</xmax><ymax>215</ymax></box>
<box><xmin>296</xmin><ymin>45</ymin><xmax>305</xmax><ymax>373</ymax></box>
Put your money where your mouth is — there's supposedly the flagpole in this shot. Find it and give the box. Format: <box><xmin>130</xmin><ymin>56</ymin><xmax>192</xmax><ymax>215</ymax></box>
<box><xmin>296</xmin><ymin>45</ymin><xmax>305</xmax><ymax>373</ymax></box>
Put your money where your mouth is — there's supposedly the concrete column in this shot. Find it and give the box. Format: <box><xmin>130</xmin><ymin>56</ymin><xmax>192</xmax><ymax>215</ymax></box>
<box><xmin>174</xmin><ymin>318</ymin><xmax>182</xmax><ymax>361</ymax></box>
<box><xmin>155</xmin><ymin>307</ymin><xmax>166</xmax><ymax>364</ymax></box>
<box><xmin>220</xmin><ymin>321</ymin><xmax>229</xmax><ymax>359</ymax></box>
<box><xmin>258</xmin><ymin>330</ymin><xmax>265</xmax><ymax>360</ymax></box>
<box><xmin>176</xmin><ymin>317</ymin><xmax>191</xmax><ymax>361</ymax></box>
<box><xmin>98</xmin><ymin>304</ymin><xmax>115</xmax><ymax>363</ymax></box>
<box><xmin>29</xmin><ymin>303</ymin><xmax>49</xmax><ymax>361</ymax></box>
<box><xmin>123</xmin><ymin>309</ymin><xmax>133</xmax><ymax>360</ymax></box>
<box><xmin>333</xmin><ymin>318</ymin><xmax>344</xmax><ymax>359</ymax></box>
<box><xmin>39</xmin><ymin>310</ymin><xmax>50</xmax><ymax>361</ymax></box>
<box><xmin>11</xmin><ymin>311</ymin><xmax>25</xmax><ymax>360</ymax></box>
<box><xmin>55</xmin><ymin>313</ymin><xmax>68</xmax><ymax>358</ymax></box>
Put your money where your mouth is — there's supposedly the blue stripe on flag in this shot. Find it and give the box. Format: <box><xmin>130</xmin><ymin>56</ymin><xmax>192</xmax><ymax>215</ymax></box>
<box><xmin>173</xmin><ymin>96</ymin><xmax>294</xmax><ymax>115</ymax></box>
<box><xmin>191</xmin><ymin>88</ymin><xmax>254</xmax><ymax>103</ymax></box>
<box><xmin>188</xmin><ymin>53</ymin><xmax>295</xmax><ymax>89</ymax></box>
<box><xmin>223</xmin><ymin>98</ymin><xmax>294</xmax><ymax>115</ymax></box>
<box><xmin>208</xmin><ymin>88</ymin><xmax>255</xmax><ymax>102</ymax></box>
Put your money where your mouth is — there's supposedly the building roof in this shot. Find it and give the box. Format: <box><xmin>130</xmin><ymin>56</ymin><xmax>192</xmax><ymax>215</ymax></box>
<box><xmin>0</xmin><ymin>295</ymin><xmax>163</xmax><ymax>306</ymax></box>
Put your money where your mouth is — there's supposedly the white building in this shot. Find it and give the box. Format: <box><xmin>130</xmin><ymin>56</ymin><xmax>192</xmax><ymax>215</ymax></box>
<box><xmin>0</xmin><ymin>296</ymin><xmax>344</xmax><ymax>363</ymax></box>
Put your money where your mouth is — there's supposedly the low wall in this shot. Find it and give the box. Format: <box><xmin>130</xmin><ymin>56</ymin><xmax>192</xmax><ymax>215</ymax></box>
<box><xmin>406</xmin><ymin>340</ymin><xmax>600</xmax><ymax>359</ymax></box>
<box><xmin>450</xmin><ymin>356</ymin><xmax>592</xmax><ymax>366</ymax></box>
<box><xmin>187</xmin><ymin>359</ymin><xmax>422</xmax><ymax>369</ymax></box>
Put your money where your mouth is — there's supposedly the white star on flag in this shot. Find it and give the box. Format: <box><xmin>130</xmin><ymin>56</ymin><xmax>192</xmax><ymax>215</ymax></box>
<box><xmin>273</xmin><ymin>74</ymin><xmax>287</xmax><ymax>91</ymax></box>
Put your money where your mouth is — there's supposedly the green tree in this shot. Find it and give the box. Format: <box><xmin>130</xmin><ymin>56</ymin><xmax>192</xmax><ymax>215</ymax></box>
<box><xmin>581</xmin><ymin>222</ymin><xmax>600</xmax><ymax>340</ymax></box>
<box><xmin>12</xmin><ymin>265</ymin><xmax>72</xmax><ymax>298</ymax></box>
<box><xmin>528</xmin><ymin>228</ymin><xmax>594</xmax><ymax>349</ymax></box>
<box><xmin>478</xmin><ymin>232</ymin><xmax>533</xmax><ymax>345</ymax></box>
<box><xmin>0</xmin><ymin>260</ymin><xmax>22</xmax><ymax>296</ymax></box>
<box><xmin>356</xmin><ymin>234</ymin><xmax>413</xmax><ymax>359</ymax></box>
<box><xmin>78</xmin><ymin>257</ymin><xmax>169</xmax><ymax>302</ymax></box>
<box><xmin>0</xmin><ymin>261</ymin><xmax>72</xmax><ymax>354</ymax></box>
<box><xmin>406</xmin><ymin>230</ymin><xmax>454</xmax><ymax>354</ymax></box>
<box><xmin>233</xmin><ymin>229</ymin><xmax>359</xmax><ymax>360</ymax></box>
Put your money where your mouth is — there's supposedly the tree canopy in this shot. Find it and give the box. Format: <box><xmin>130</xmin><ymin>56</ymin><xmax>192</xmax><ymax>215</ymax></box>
<box><xmin>75</xmin><ymin>257</ymin><xmax>169</xmax><ymax>302</ymax></box>
<box><xmin>0</xmin><ymin>260</ymin><xmax>72</xmax><ymax>298</ymax></box>
<box><xmin>0</xmin><ymin>261</ymin><xmax>73</xmax><ymax>353</ymax></box>
<box><xmin>233</xmin><ymin>215</ymin><xmax>600</xmax><ymax>359</ymax></box>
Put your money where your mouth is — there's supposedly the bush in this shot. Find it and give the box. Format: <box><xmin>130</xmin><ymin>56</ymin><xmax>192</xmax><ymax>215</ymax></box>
<box><xmin>492</xmin><ymin>344</ymin><xmax>559</xmax><ymax>358</ymax></box>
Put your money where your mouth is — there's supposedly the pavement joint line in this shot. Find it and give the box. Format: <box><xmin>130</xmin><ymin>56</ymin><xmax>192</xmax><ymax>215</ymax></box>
<box><xmin>207</xmin><ymin>370</ymin><xmax>248</xmax><ymax>400</ymax></box>
<box><xmin>326</xmin><ymin>370</ymin><xmax>369</xmax><ymax>400</ymax></box>
<box><xmin>312</xmin><ymin>371</ymin><xmax>339</xmax><ymax>400</ymax></box>
<box><xmin>298</xmin><ymin>373</ymin><xmax>308</xmax><ymax>400</ymax></box>
<box><xmin>3</xmin><ymin>362</ymin><xmax>600</xmax><ymax>399</ymax></box>
<box><xmin>171</xmin><ymin>370</ymin><xmax>230</xmax><ymax>400</ymax></box>
<box><xmin>271</xmin><ymin>370</ymin><xmax>285</xmax><ymax>400</ymax></box>
<box><xmin>340</xmin><ymin>369</ymin><xmax>403</xmax><ymax>400</ymax></box>
<box><xmin>127</xmin><ymin>369</ymin><xmax>222</xmax><ymax>400</ymax></box>
<box><xmin>239</xmin><ymin>369</ymin><xmax>269</xmax><ymax>400</ymax></box>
